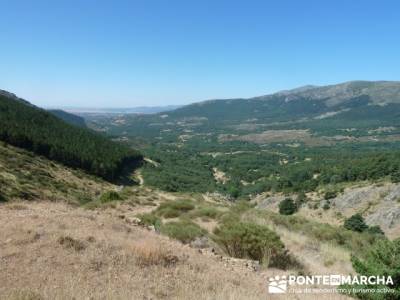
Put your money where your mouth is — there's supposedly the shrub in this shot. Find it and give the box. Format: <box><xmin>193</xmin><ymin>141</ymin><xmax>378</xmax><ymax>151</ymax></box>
<box><xmin>324</xmin><ymin>191</ymin><xmax>337</xmax><ymax>200</ymax></box>
<box><xmin>58</xmin><ymin>236</ymin><xmax>86</xmax><ymax>251</ymax></box>
<box><xmin>344</xmin><ymin>214</ymin><xmax>368</xmax><ymax>232</ymax></box>
<box><xmin>155</xmin><ymin>199</ymin><xmax>195</xmax><ymax>218</ymax></box>
<box><xmin>137</xmin><ymin>213</ymin><xmax>162</xmax><ymax>230</ymax></box>
<box><xmin>0</xmin><ymin>191</ymin><xmax>7</xmax><ymax>202</ymax></box>
<box><xmin>75</xmin><ymin>193</ymin><xmax>92</xmax><ymax>205</ymax></box>
<box><xmin>342</xmin><ymin>238</ymin><xmax>400</xmax><ymax>299</ymax></box>
<box><xmin>322</xmin><ymin>201</ymin><xmax>331</xmax><ymax>210</ymax></box>
<box><xmin>161</xmin><ymin>220</ymin><xmax>206</xmax><ymax>243</ymax></box>
<box><xmin>100</xmin><ymin>191</ymin><xmax>122</xmax><ymax>203</ymax></box>
<box><xmin>391</xmin><ymin>172</ymin><xmax>400</xmax><ymax>183</ymax></box>
<box><xmin>279</xmin><ymin>198</ymin><xmax>297</xmax><ymax>215</ymax></box>
<box><xmin>133</xmin><ymin>239</ymin><xmax>178</xmax><ymax>267</ymax></box>
<box><xmin>366</xmin><ymin>225</ymin><xmax>385</xmax><ymax>235</ymax></box>
<box><xmin>190</xmin><ymin>206</ymin><xmax>221</xmax><ymax>219</ymax></box>
<box><xmin>269</xmin><ymin>250</ymin><xmax>304</xmax><ymax>271</ymax></box>
<box><xmin>296</xmin><ymin>192</ymin><xmax>308</xmax><ymax>205</ymax></box>
<box><xmin>213</xmin><ymin>221</ymin><xmax>285</xmax><ymax>264</ymax></box>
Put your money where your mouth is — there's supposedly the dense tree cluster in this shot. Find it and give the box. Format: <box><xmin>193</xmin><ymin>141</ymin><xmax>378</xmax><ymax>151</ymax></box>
<box><xmin>0</xmin><ymin>95</ymin><xmax>142</xmax><ymax>180</ymax></box>
<box><xmin>141</xmin><ymin>140</ymin><xmax>400</xmax><ymax>199</ymax></box>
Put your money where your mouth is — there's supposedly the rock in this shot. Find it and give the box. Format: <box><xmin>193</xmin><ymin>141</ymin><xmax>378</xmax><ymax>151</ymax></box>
<box><xmin>125</xmin><ymin>217</ymin><xmax>141</xmax><ymax>225</ymax></box>
<box><xmin>190</xmin><ymin>236</ymin><xmax>209</xmax><ymax>249</ymax></box>
<box><xmin>383</xmin><ymin>185</ymin><xmax>400</xmax><ymax>202</ymax></box>
<box><xmin>330</xmin><ymin>185</ymin><xmax>385</xmax><ymax>212</ymax></box>
<box><xmin>147</xmin><ymin>225</ymin><xmax>156</xmax><ymax>232</ymax></box>
<box><xmin>366</xmin><ymin>206</ymin><xmax>400</xmax><ymax>229</ymax></box>
<box><xmin>256</xmin><ymin>195</ymin><xmax>285</xmax><ymax>210</ymax></box>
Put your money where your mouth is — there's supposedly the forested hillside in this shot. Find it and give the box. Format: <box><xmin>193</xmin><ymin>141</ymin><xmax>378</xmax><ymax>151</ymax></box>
<box><xmin>0</xmin><ymin>93</ymin><xmax>142</xmax><ymax>180</ymax></box>
<box><xmin>48</xmin><ymin>109</ymin><xmax>87</xmax><ymax>127</ymax></box>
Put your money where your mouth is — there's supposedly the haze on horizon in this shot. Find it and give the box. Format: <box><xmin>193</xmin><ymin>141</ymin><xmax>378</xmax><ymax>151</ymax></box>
<box><xmin>1</xmin><ymin>0</ymin><xmax>400</xmax><ymax>108</ymax></box>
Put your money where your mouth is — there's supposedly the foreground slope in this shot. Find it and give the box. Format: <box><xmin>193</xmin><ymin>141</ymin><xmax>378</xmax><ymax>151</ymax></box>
<box><xmin>0</xmin><ymin>92</ymin><xmax>142</xmax><ymax>180</ymax></box>
<box><xmin>0</xmin><ymin>201</ymin><xmax>353</xmax><ymax>300</ymax></box>
<box><xmin>0</xmin><ymin>202</ymin><xmax>266</xmax><ymax>300</ymax></box>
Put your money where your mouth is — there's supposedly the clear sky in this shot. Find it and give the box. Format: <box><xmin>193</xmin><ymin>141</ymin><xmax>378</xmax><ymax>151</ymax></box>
<box><xmin>1</xmin><ymin>0</ymin><xmax>400</xmax><ymax>107</ymax></box>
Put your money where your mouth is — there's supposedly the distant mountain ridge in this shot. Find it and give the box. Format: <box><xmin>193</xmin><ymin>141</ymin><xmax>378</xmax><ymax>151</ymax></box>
<box><xmin>96</xmin><ymin>80</ymin><xmax>400</xmax><ymax>141</ymax></box>
<box><xmin>188</xmin><ymin>80</ymin><xmax>400</xmax><ymax>107</ymax></box>
<box><xmin>263</xmin><ymin>80</ymin><xmax>400</xmax><ymax>107</ymax></box>
<box><xmin>54</xmin><ymin>105</ymin><xmax>182</xmax><ymax>115</ymax></box>
<box><xmin>164</xmin><ymin>80</ymin><xmax>400</xmax><ymax>122</ymax></box>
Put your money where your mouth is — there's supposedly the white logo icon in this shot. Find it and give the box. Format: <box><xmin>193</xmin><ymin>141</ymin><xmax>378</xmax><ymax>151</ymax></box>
<box><xmin>330</xmin><ymin>275</ymin><xmax>342</xmax><ymax>286</ymax></box>
<box><xmin>268</xmin><ymin>276</ymin><xmax>287</xmax><ymax>294</ymax></box>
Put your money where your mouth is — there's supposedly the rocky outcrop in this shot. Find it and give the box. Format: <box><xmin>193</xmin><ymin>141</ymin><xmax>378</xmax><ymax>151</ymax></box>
<box><xmin>256</xmin><ymin>183</ymin><xmax>400</xmax><ymax>236</ymax></box>
<box><xmin>330</xmin><ymin>183</ymin><xmax>400</xmax><ymax>231</ymax></box>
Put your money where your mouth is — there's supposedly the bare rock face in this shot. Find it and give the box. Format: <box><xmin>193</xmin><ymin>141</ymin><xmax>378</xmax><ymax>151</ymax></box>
<box><xmin>364</xmin><ymin>184</ymin><xmax>400</xmax><ymax>229</ymax></box>
<box><xmin>190</xmin><ymin>236</ymin><xmax>210</xmax><ymax>249</ymax></box>
<box><xmin>255</xmin><ymin>195</ymin><xmax>285</xmax><ymax>210</ymax></box>
<box><xmin>366</xmin><ymin>207</ymin><xmax>400</xmax><ymax>229</ymax></box>
<box><xmin>330</xmin><ymin>185</ymin><xmax>388</xmax><ymax>213</ymax></box>
<box><xmin>330</xmin><ymin>183</ymin><xmax>400</xmax><ymax>232</ymax></box>
<box><xmin>382</xmin><ymin>184</ymin><xmax>400</xmax><ymax>202</ymax></box>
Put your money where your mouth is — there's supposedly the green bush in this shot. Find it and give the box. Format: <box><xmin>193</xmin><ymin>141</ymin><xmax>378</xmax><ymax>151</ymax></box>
<box><xmin>100</xmin><ymin>191</ymin><xmax>122</xmax><ymax>203</ymax></box>
<box><xmin>322</xmin><ymin>201</ymin><xmax>331</xmax><ymax>210</ymax></box>
<box><xmin>137</xmin><ymin>213</ymin><xmax>162</xmax><ymax>230</ymax></box>
<box><xmin>269</xmin><ymin>250</ymin><xmax>304</xmax><ymax>271</ymax></box>
<box><xmin>213</xmin><ymin>221</ymin><xmax>285</xmax><ymax>264</ymax></box>
<box><xmin>75</xmin><ymin>193</ymin><xmax>92</xmax><ymax>205</ymax></box>
<box><xmin>342</xmin><ymin>238</ymin><xmax>400</xmax><ymax>299</ymax></box>
<box><xmin>366</xmin><ymin>225</ymin><xmax>385</xmax><ymax>235</ymax></box>
<box><xmin>391</xmin><ymin>172</ymin><xmax>400</xmax><ymax>183</ymax></box>
<box><xmin>161</xmin><ymin>220</ymin><xmax>206</xmax><ymax>243</ymax></box>
<box><xmin>190</xmin><ymin>206</ymin><xmax>221</xmax><ymax>219</ymax></box>
<box><xmin>344</xmin><ymin>214</ymin><xmax>368</xmax><ymax>232</ymax></box>
<box><xmin>324</xmin><ymin>191</ymin><xmax>337</xmax><ymax>200</ymax></box>
<box><xmin>155</xmin><ymin>199</ymin><xmax>195</xmax><ymax>218</ymax></box>
<box><xmin>0</xmin><ymin>191</ymin><xmax>7</xmax><ymax>202</ymax></box>
<box><xmin>296</xmin><ymin>192</ymin><xmax>308</xmax><ymax>205</ymax></box>
<box><xmin>279</xmin><ymin>198</ymin><xmax>297</xmax><ymax>215</ymax></box>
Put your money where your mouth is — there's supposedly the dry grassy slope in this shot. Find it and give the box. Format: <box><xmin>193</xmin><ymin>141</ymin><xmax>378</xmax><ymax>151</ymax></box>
<box><xmin>0</xmin><ymin>143</ymin><xmax>114</xmax><ymax>204</ymax></box>
<box><xmin>0</xmin><ymin>144</ymin><xmax>353</xmax><ymax>299</ymax></box>
<box><xmin>0</xmin><ymin>201</ymin><xmax>351</xmax><ymax>300</ymax></box>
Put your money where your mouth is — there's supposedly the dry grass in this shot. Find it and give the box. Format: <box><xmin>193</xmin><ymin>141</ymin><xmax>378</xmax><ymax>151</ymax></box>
<box><xmin>132</xmin><ymin>238</ymin><xmax>179</xmax><ymax>267</ymax></box>
<box><xmin>246</xmin><ymin>213</ymin><xmax>353</xmax><ymax>276</ymax></box>
<box><xmin>58</xmin><ymin>235</ymin><xmax>86</xmax><ymax>251</ymax></box>
<box><xmin>0</xmin><ymin>202</ymin><xmax>269</xmax><ymax>300</ymax></box>
<box><xmin>0</xmin><ymin>201</ymin><xmax>353</xmax><ymax>300</ymax></box>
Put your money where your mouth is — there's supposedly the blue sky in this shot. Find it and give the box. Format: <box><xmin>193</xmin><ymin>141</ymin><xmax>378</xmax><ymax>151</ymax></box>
<box><xmin>1</xmin><ymin>0</ymin><xmax>400</xmax><ymax>107</ymax></box>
